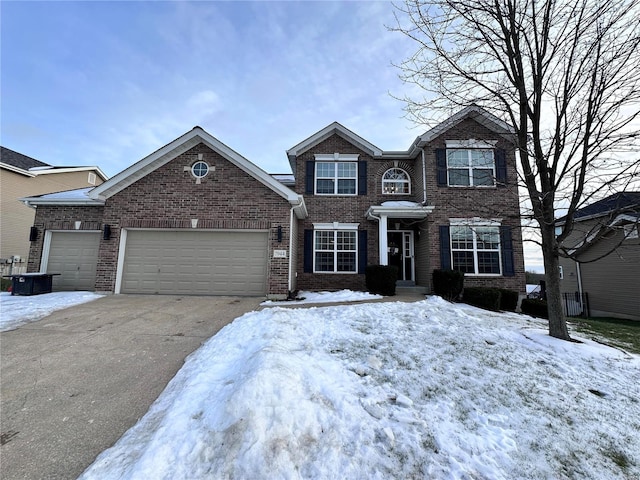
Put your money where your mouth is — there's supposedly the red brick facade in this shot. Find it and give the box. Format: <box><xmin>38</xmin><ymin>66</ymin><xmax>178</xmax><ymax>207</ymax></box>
<box><xmin>27</xmin><ymin>109</ymin><xmax>526</xmax><ymax>297</ymax></box>
<box><xmin>290</xmin><ymin>117</ymin><xmax>526</xmax><ymax>294</ymax></box>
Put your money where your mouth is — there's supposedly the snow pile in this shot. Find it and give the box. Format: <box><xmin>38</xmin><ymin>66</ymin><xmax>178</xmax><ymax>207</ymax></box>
<box><xmin>262</xmin><ymin>289</ymin><xmax>383</xmax><ymax>305</ymax></box>
<box><xmin>80</xmin><ymin>297</ymin><xmax>640</xmax><ymax>479</ymax></box>
<box><xmin>0</xmin><ymin>291</ymin><xmax>104</xmax><ymax>331</ymax></box>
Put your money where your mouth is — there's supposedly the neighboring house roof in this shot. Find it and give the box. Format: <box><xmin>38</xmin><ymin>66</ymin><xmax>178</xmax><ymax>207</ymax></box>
<box><xmin>1</xmin><ymin>146</ymin><xmax>49</xmax><ymax>170</ymax></box>
<box><xmin>573</xmin><ymin>192</ymin><xmax>640</xmax><ymax>222</ymax></box>
<box><xmin>558</xmin><ymin>192</ymin><xmax>640</xmax><ymax>254</ymax></box>
<box><xmin>0</xmin><ymin>146</ymin><xmax>108</xmax><ymax>180</ymax></box>
<box><xmin>557</xmin><ymin>192</ymin><xmax>640</xmax><ymax>226</ymax></box>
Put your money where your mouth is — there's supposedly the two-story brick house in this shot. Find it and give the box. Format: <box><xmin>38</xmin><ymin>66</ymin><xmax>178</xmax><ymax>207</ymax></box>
<box><xmin>22</xmin><ymin>105</ymin><xmax>525</xmax><ymax>297</ymax></box>
<box><xmin>288</xmin><ymin>105</ymin><xmax>525</xmax><ymax>294</ymax></box>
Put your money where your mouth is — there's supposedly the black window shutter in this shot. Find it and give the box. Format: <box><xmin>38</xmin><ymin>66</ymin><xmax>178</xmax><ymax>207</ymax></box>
<box><xmin>304</xmin><ymin>229</ymin><xmax>313</xmax><ymax>273</ymax></box>
<box><xmin>500</xmin><ymin>226</ymin><xmax>515</xmax><ymax>276</ymax></box>
<box><xmin>358</xmin><ymin>230</ymin><xmax>368</xmax><ymax>274</ymax></box>
<box><xmin>439</xmin><ymin>225</ymin><xmax>451</xmax><ymax>269</ymax></box>
<box><xmin>305</xmin><ymin>161</ymin><xmax>315</xmax><ymax>194</ymax></box>
<box><xmin>436</xmin><ymin>149</ymin><xmax>447</xmax><ymax>186</ymax></box>
<box><xmin>495</xmin><ymin>149</ymin><xmax>507</xmax><ymax>186</ymax></box>
<box><xmin>358</xmin><ymin>161</ymin><xmax>367</xmax><ymax>195</ymax></box>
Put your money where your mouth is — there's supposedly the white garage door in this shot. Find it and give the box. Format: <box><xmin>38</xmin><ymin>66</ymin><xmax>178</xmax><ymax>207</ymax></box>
<box><xmin>46</xmin><ymin>231</ymin><xmax>101</xmax><ymax>291</ymax></box>
<box><xmin>121</xmin><ymin>230</ymin><xmax>268</xmax><ymax>296</ymax></box>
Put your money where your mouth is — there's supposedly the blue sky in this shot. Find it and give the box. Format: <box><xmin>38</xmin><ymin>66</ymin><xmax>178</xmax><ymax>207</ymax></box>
<box><xmin>2</xmin><ymin>1</ymin><xmax>421</xmax><ymax>176</ymax></box>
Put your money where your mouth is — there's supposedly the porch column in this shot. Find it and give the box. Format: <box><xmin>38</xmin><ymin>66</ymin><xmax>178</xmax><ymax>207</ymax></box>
<box><xmin>379</xmin><ymin>214</ymin><xmax>388</xmax><ymax>265</ymax></box>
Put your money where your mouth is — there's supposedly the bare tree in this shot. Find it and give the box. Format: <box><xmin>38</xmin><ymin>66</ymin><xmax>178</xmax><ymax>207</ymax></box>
<box><xmin>392</xmin><ymin>0</ymin><xmax>640</xmax><ymax>340</ymax></box>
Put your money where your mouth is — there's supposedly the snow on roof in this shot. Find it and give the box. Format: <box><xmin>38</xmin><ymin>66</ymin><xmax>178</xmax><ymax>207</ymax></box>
<box><xmin>38</xmin><ymin>187</ymin><xmax>94</xmax><ymax>199</ymax></box>
<box><xmin>381</xmin><ymin>201</ymin><xmax>421</xmax><ymax>207</ymax></box>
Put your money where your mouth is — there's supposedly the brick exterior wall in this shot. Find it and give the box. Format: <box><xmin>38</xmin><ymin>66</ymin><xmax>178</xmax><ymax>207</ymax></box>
<box><xmin>293</xmin><ymin>134</ymin><xmax>425</xmax><ymax>292</ymax></box>
<box><xmin>292</xmin><ymin>118</ymin><xmax>526</xmax><ymax>295</ymax></box>
<box><xmin>30</xmin><ymin>143</ymin><xmax>293</xmax><ymax>297</ymax></box>
<box><xmin>30</xmin><ymin>115</ymin><xmax>526</xmax><ymax>298</ymax></box>
<box><xmin>424</xmin><ymin>118</ymin><xmax>526</xmax><ymax>293</ymax></box>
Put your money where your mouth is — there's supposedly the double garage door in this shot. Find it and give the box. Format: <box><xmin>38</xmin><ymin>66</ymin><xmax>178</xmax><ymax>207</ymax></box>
<box><xmin>46</xmin><ymin>230</ymin><xmax>268</xmax><ymax>296</ymax></box>
<box><xmin>121</xmin><ymin>230</ymin><xmax>268</xmax><ymax>296</ymax></box>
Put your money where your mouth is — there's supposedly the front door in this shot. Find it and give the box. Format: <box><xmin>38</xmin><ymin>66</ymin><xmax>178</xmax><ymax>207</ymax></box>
<box><xmin>387</xmin><ymin>231</ymin><xmax>414</xmax><ymax>282</ymax></box>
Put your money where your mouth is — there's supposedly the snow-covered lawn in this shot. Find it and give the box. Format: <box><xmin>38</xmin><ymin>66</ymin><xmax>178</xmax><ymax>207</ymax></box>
<box><xmin>0</xmin><ymin>291</ymin><xmax>104</xmax><ymax>331</ymax></box>
<box><xmin>262</xmin><ymin>289</ymin><xmax>382</xmax><ymax>305</ymax></box>
<box><xmin>79</xmin><ymin>296</ymin><xmax>640</xmax><ymax>479</ymax></box>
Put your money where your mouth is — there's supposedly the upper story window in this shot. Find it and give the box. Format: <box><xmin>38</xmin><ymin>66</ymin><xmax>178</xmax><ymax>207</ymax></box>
<box><xmin>382</xmin><ymin>168</ymin><xmax>411</xmax><ymax>194</ymax></box>
<box><xmin>450</xmin><ymin>223</ymin><xmax>501</xmax><ymax>275</ymax></box>
<box><xmin>436</xmin><ymin>140</ymin><xmax>506</xmax><ymax>188</ymax></box>
<box><xmin>313</xmin><ymin>153</ymin><xmax>359</xmax><ymax>195</ymax></box>
<box><xmin>447</xmin><ymin>149</ymin><xmax>495</xmax><ymax>187</ymax></box>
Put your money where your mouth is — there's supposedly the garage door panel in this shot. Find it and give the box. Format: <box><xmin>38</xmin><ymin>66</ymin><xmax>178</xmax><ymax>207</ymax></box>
<box><xmin>122</xmin><ymin>230</ymin><xmax>268</xmax><ymax>296</ymax></box>
<box><xmin>46</xmin><ymin>232</ymin><xmax>100</xmax><ymax>291</ymax></box>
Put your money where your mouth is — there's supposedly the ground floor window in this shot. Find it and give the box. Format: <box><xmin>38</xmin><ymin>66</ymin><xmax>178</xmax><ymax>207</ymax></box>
<box><xmin>314</xmin><ymin>230</ymin><xmax>357</xmax><ymax>273</ymax></box>
<box><xmin>450</xmin><ymin>225</ymin><xmax>501</xmax><ymax>275</ymax></box>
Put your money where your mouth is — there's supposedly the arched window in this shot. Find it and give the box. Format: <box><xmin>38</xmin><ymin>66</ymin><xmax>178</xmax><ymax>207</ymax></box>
<box><xmin>382</xmin><ymin>168</ymin><xmax>410</xmax><ymax>194</ymax></box>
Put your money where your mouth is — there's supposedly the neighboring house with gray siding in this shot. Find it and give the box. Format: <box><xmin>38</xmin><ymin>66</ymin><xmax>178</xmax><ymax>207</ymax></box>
<box><xmin>558</xmin><ymin>192</ymin><xmax>640</xmax><ymax>320</ymax></box>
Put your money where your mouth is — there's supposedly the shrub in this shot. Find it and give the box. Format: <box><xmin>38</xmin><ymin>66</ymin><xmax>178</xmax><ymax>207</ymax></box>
<box><xmin>521</xmin><ymin>298</ymin><xmax>549</xmax><ymax>318</ymax></box>
<box><xmin>498</xmin><ymin>288</ymin><xmax>519</xmax><ymax>312</ymax></box>
<box><xmin>432</xmin><ymin>269</ymin><xmax>464</xmax><ymax>301</ymax></box>
<box><xmin>463</xmin><ymin>287</ymin><xmax>502</xmax><ymax>311</ymax></box>
<box><xmin>1</xmin><ymin>277</ymin><xmax>11</xmax><ymax>292</ymax></box>
<box><xmin>365</xmin><ymin>265</ymin><xmax>398</xmax><ymax>296</ymax></box>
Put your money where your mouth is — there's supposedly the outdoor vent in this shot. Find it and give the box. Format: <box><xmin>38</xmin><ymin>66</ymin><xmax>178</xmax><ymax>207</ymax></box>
<box><xmin>29</xmin><ymin>226</ymin><xmax>38</xmax><ymax>242</ymax></box>
<box><xmin>103</xmin><ymin>224</ymin><xmax>111</xmax><ymax>240</ymax></box>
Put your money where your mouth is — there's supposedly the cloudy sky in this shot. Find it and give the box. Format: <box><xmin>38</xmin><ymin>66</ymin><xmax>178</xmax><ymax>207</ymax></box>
<box><xmin>1</xmin><ymin>1</ymin><xmax>543</xmax><ymax>270</ymax></box>
<box><xmin>2</xmin><ymin>1</ymin><xmax>422</xmax><ymax>176</ymax></box>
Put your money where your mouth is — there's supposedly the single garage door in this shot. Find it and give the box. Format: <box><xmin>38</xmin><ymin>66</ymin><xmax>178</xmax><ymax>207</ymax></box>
<box><xmin>46</xmin><ymin>231</ymin><xmax>101</xmax><ymax>291</ymax></box>
<box><xmin>121</xmin><ymin>230</ymin><xmax>268</xmax><ymax>296</ymax></box>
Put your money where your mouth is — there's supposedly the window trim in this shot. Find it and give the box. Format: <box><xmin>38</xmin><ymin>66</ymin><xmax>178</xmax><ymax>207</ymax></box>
<box><xmin>449</xmin><ymin>221</ymin><xmax>502</xmax><ymax>276</ymax></box>
<box><xmin>312</xmin><ymin>225</ymin><xmax>358</xmax><ymax>274</ymax></box>
<box><xmin>191</xmin><ymin>161</ymin><xmax>210</xmax><ymax>179</ymax></box>
<box><xmin>382</xmin><ymin>168</ymin><xmax>411</xmax><ymax>195</ymax></box>
<box><xmin>313</xmin><ymin>153</ymin><xmax>359</xmax><ymax>196</ymax></box>
<box><xmin>446</xmin><ymin>148</ymin><xmax>496</xmax><ymax>188</ymax></box>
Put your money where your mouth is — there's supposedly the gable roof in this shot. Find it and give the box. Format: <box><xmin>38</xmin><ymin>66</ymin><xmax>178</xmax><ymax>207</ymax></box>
<box><xmin>88</xmin><ymin>127</ymin><xmax>307</xmax><ymax>218</ymax></box>
<box><xmin>286</xmin><ymin>106</ymin><xmax>517</xmax><ymax>169</ymax></box>
<box><xmin>286</xmin><ymin>122</ymin><xmax>383</xmax><ymax>173</ymax></box>
<box><xmin>573</xmin><ymin>192</ymin><xmax>640</xmax><ymax>221</ymax></box>
<box><xmin>1</xmin><ymin>146</ymin><xmax>49</xmax><ymax>170</ymax></box>
<box><xmin>416</xmin><ymin>105</ymin><xmax>516</xmax><ymax>145</ymax></box>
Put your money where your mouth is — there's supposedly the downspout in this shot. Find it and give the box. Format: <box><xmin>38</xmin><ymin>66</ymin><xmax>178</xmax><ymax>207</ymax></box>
<box><xmin>288</xmin><ymin>206</ymin><xmax>295</xmax><ymax>292</ymax></box>
<box><xmin>421</xmin><ymin>148</ymin><xmax>427</xmax><ymax>205</ymax></box>
<box><xmin>576</xmin><ymin>260</ymin><xmax>584</xmax><ymax>303</ymax></box>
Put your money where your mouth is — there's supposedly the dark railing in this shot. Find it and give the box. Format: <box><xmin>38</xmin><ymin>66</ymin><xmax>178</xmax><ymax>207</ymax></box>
<box><xmin>563</xmin><ymin>292</ymin><xmax>590</xmax><ymax>318</ymax></box>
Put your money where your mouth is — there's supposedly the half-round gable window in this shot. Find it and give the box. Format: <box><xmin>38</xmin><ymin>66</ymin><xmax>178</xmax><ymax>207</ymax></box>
<box><xmin>382</xmin><ymin>168</ymin><xmax>410</xmax><ymax>194</ymax></box>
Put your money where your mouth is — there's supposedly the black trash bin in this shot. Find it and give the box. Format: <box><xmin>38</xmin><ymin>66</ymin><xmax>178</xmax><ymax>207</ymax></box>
<box><xmin>8</xmin><ymin>273</ymin><xmax>58</xmax><ymax>296</ymax></box>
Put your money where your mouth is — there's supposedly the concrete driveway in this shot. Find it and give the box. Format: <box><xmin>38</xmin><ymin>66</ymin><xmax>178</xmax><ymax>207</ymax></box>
<box><xmin>0</xmin><ymin>294</ymin><xmax>262</xmax><ymax>480</ymax></box>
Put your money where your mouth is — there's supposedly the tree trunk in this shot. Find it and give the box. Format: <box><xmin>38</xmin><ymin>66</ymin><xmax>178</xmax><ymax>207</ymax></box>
<box><xmin>540</xmin><ymin>224</ymin><xmax>571</xmax><ymax>340</ymax></box>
